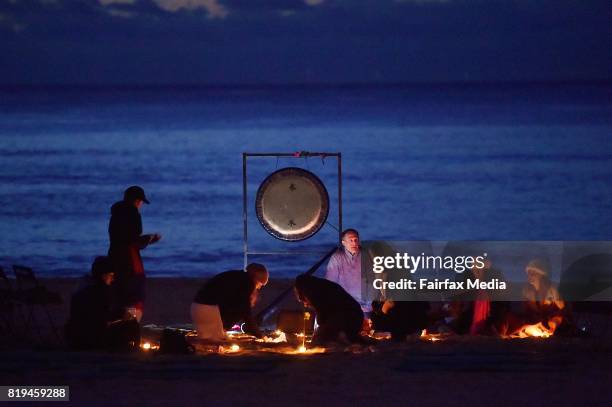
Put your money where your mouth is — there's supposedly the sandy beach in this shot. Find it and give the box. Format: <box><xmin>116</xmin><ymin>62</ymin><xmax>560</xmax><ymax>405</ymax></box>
<box><xmin>1</xmin><ymin>277</ymin><xmax>611</xmax><ymax>406</ymax></box>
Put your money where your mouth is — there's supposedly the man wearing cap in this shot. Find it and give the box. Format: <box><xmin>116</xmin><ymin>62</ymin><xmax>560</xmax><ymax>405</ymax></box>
<box><xmin>108</xmin><ymin>185</ymin><xmax>161</xmax><ymax>322</ymax></box>
<box><xmin>191</xmin><ymin>263</ymin><xmax>269</xmax><ymax>340</ymax></box>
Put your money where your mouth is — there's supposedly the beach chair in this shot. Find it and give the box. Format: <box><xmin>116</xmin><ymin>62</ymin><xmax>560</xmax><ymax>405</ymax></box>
<box><xmin>0</xmin><ymin>267</ymin><xmax>17</xmax><ymax>338</ymax></box>
<box><xmin>12</xmin><ymin>265</ymin><xmax>62</xmax><ymax>344</ymax></box>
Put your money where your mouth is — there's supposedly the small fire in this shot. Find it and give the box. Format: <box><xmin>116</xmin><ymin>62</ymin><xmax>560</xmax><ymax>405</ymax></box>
<box><xmin>256</xmin><ymin>330</ymin><xmax>288</xmax><ymax>343</ymax></box>
<box><xmin>140</xmin><ymin>341</ymin><xmax>159</xmax><ymax>351</ymax></box>
<box><xmin>420</xmin><ymin>329</ymin><xmax>442</xmax><ymax>342</ymax></box>
<box><xmin>282</xmin><ymin>346</ymin><xmax>325</xmax><ymax>355</ymax></box>
<box><xmin>512</xmin><ymin>322</ymin><xmax>553</xmax><ymax>338</ymax></box>
<box><xmin>219</xmin><ymin>344</ymin><xmax>241</xmax><ymax>354</ymax></box>
<box><xmin>510</xmin><ymin>317</ymin><xmax>561</xmax><ymax>339</ymax></box>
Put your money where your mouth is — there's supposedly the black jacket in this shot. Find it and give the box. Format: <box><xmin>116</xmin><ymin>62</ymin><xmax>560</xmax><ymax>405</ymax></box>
<box><xmin>193</xmin><ymin>270</ymin><xmax>262</xmax><ymax>337</ymax></box>
<box><xmin>295</xmin><ymin>274</ymin><xmax>364</xmax><ymax>341</ymax></box>
<box><xmin>108</xmin><ymin>200</ymin><xmax>150</xmax><ymax>306</ymax></box>
<box><xmin>65</xmin><ymin>283</ymin><xmax>123</xmax><ymax>349</ymax></box>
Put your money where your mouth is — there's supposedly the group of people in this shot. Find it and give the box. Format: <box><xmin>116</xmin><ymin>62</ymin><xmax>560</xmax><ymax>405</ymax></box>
<box><xmin>66</xmin><ymin>187</ymin><xmax>571</xmax><ymax>350</ymax></box>
<box><xmin>448</xmin><ymin>257</ymin><xmax>571</xmax><ymax>337</ymax></box>
<box><xmin>66</xmin><ymin>186</ymin><xmax>161</xmax><ymax>350</ymax></box>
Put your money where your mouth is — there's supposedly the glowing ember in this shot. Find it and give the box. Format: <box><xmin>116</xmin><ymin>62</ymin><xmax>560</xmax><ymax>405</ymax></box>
<box><xmin>217</xmin><ymin>344</ymin><xmax>242</xmax><ymax>354</ymax></box>
<box><xmin>280</xmin><ymin>346</ymin><xmax>325</xmax><ymax>355</ymax></box>
<box><xmin>368</xmin><ymin>331</ymin><xmax>391</xmax><ymax>340</ymax></box>
<box><xmin>257</xmin><ymin>331</ymin><xmax>287</xmax><ymax>343</ymax></box>
<box><xmin>141</xmin><ymin>342</ymin><xmax>151</xmax><ymax>350</ymax></box>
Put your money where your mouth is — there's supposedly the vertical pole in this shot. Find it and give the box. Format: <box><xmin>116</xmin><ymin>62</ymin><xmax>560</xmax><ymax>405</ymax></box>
<box><xmin>242</xmin><ymin>153</ymin><xmax>248</xmax><ymax>271</ymax></box>
<box><xmin>337</xmin><ymin>153</ymin><xmax>342</xmax><ymax>245</ymax></box>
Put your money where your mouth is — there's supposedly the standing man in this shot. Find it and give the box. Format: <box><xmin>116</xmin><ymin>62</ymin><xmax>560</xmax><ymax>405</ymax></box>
<box><xmin>108</xmin><ymin>185</ymin><xmax>161</xmax><ymax>322</ymax></box>
<box><xmin>325</xmin><ymin>228</ymin><xmax>370</xmax><ymax>311</ymax></box>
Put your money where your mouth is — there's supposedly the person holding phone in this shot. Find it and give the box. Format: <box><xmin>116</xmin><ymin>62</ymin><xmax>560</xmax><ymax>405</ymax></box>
<box><xmin>108</xmin><ymin>185</ymin><xmax>161</xmax><ymax>322</ymax></box>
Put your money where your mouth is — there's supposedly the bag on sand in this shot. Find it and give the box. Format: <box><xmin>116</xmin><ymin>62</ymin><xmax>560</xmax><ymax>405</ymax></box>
<box><xmin>159</xmin><ymin>328</ymin><xmax>195</xmax><ymax>354</ymax></box>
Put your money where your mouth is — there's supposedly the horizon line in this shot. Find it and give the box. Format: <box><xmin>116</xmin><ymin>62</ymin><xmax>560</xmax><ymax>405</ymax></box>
<box><xmin>1</xmin><ymin>79</ymin><xmax>611</xmax><ymax>91</ymax></box>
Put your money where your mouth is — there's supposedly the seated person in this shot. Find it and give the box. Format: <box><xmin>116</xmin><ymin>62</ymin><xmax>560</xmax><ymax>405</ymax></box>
<box><xmin>523</xmin><ymin>259</ymin><xmax>564</xmax><ymax>316</ymax></box>
<box><xmin>191</xmin><ymin>263</ymin><xmax>268</xmax><ymax>341</ymax></box>
<box><xmin>65</xmin><ymin>256</ymin><xmax>139</xmax><ymax>350</ymax></box>
<box><xmin>519</xmin><ymin>258</ymin><xmax>571</xmax><ymax>333</ymax></box>
<box><xmin>325</xmin><ymin>229</ymin><xmax>371</xmax><ymax>312</ymax></box>
<box><xmin>450</xmin><ymin>259</ymin><xmax>510</xmax><ymax>336</ymax></box>
<box><xmin>294</xmin><ymin>274</ymin><xmax>364</xmax><ymax>345</ymax></box>
<box><xmin>370</xmin><ymin>299</ymin><xmax>430</xmax><ymax>341</ymax></box>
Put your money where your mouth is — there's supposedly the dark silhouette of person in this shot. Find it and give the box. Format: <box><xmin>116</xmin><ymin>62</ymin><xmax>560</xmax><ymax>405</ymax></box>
<box><xmin>108</xmin><ymin>185</ymin><xmax>161</xmax><ymax>321</ymax></box>
<box><xmin>370</xmin><ymin>300</ymin><xmax>430</xmax><ymax>341</ymax></box>
<box><xmin>65</xmin><ymin>256</ymin><xmax>139</xmax><ymax>350</ymax></box>
<box><xmin>451</xmin><ymin>259</ymin><xmax>510</xmax><ymax>336</ymax></box>
<box><xmin>294</xmin><ymin>274</ymin><xmax>364</xmax><ymax>345</ymax></box>
<box><xmin>192</xmin><ymin>264</ymin><xmax>269</xmax><ymax>339</ymax></box>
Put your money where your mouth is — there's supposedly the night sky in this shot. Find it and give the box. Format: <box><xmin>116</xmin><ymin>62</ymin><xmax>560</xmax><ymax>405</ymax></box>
<box><xmin>0</xmin><ymin>0</ymin><xmax>610</xmax><ymax>85</ymax></box>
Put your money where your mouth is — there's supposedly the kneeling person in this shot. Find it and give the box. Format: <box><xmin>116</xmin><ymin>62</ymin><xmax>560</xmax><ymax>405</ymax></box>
<box><xmin>191</xmin><ymin>263</ymin><xmax>269</xmax><ymax>341</ymax></box>
<box><xmin>295</xmin><ymin>274</ymin><xmax>364</xmax><ymax>345</ymax></box>
<box><xmin>65</xmin><ymin>256</ymin><xmax>140</xmax><ymax>351</ymax></box>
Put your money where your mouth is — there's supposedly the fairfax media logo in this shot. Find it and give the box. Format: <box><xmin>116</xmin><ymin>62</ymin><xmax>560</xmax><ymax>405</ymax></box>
<box><xmin>372</xmin><ymin>277</ymin><xmax>507</xmax><ymax>291</ymax></box>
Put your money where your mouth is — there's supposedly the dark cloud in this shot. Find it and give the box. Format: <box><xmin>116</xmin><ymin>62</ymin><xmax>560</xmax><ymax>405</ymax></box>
<box><xmin>0</xmin><ymin>0</ymin><xmax>610</xmax><ymax>84</ymax></box>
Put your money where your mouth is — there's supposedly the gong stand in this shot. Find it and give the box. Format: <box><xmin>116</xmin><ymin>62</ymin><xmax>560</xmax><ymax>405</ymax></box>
<box><xmin>243</xmin><ymin>152</ymin><xmax>343</xmax><ymax>324</ymax></box>
<box><xmin>242</xmin><ymin>152</ymin><xmax>342</xmax><ymax>269</ymax></box>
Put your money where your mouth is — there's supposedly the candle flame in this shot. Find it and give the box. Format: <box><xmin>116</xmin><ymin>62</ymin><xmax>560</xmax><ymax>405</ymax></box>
<box><xmin>141</xmin><ymin>342</ymin><xmax>151</xmax><ymax>350</ymax></box>
<box><xmin>420</xmin><ymin>329</ymin><xmax>443</xmax><ymax>342</ymax></box>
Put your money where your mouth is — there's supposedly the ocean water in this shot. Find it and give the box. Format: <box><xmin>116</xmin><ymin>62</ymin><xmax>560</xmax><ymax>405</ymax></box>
<box><xmin>0</xmin><ymin>83</ymin><xmax>611</xmax><ymax>277</ymax></box>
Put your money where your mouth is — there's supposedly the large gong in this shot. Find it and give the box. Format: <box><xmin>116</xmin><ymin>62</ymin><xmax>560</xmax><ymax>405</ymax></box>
<box><xmin>255</xmin><ymin>167</ymin><xmax>329</xmax><ymax>241</ymax></box>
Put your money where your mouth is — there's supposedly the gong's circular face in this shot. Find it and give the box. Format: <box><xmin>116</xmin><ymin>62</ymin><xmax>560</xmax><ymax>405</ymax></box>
<box><xmin>255</xmin><ymin>167</ymin><xmax>329</xmax><ymax>241</ymax></box>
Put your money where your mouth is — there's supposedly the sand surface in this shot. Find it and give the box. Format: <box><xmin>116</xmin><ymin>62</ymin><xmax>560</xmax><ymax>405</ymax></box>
<box><xmin>1</xmin><ymin>278</ymin><xmax>611</xmax><ymax>406</ymax></box>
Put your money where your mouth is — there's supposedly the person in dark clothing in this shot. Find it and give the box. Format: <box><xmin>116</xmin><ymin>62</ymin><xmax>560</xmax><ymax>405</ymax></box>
<box><xmin>370</xmin><ymin>300</ymin><xmax>430</xmax><ymax>341</ymax></box>
<box><xmin>191</xmin><ymin>263</ymin><xmax>269</xmax><ymax>340</ymax></box>
<box><xmin>450</xmin><ymin>260</ymin><xmax>510</xmax><ymax>336</ymax></box>
<box><xmin>65</xmin><ymin>256</ymin><xmax>140</xmax><ymax>351</ymax></box>
<box><xmin>108</xmin><ymin>185</ymin><xmax>161</xmax><ymax>321</ymax></box>
<box><xmin>294</xmin><ymin>274</ymin><xmax>365</xmax><ymax>345</ymax></box>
